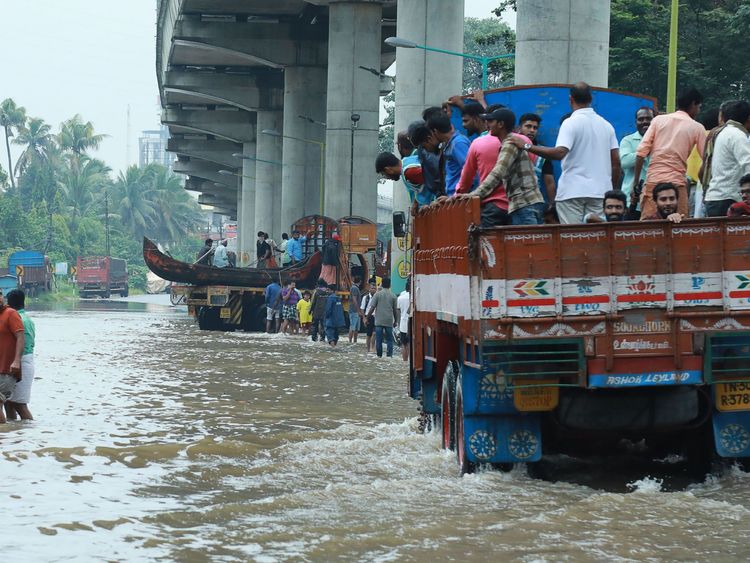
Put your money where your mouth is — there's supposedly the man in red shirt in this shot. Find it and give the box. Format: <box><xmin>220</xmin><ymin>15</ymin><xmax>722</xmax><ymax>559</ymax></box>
<box><xmin>0</xmin><ymin>290</ymin><xmax>24</xmax><ymax>423</ymax></box>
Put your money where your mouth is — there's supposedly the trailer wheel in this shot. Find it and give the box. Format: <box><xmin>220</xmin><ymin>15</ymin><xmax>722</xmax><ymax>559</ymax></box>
<box><xmin>454</xmin><ymin>371</ymin><xmax>476</xmax><ymax>475</ymax></box>
<box><xmin>120</xmin><ymin>285</ymin><xmax>129</xmax><ymax>297</ymax></box>
<box><xmin>102</xmin><ymin>289</ymin><xmax>111</xmax><ymax>299</ymax></box>
<box><xmin>441</xmin><ymin>361</ymin><xmax>458</xmax><ymax>450</ymax></box>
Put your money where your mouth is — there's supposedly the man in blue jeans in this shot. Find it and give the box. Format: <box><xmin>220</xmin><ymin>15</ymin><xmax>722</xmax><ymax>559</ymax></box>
<box><xmin>348</xmin><ymin>276</ymin><xmax>363</xmax><ymax>343</ymax></box>
<box><xmin>365</xmin><ymin>277</ymin><xmax>399</xmax><ymax>358</ymax></box>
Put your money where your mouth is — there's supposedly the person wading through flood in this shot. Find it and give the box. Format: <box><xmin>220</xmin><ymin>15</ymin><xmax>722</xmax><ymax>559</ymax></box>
<box><xmin>5</xmin><ymin>289</ymin><xmax>34</xmax><ymax>420</ymax></box>
<box><xmin>324</xmin><ymin>284</ymin><xmax>346</xmax><ymax>347</ymax></box>
<box><xmin>309</xmin><ymin>278</ymin><xmax>331</xmax><ymax>342</ymax></box>
<box><xmin>0</xmin><ymin>289</ymin><xmax>24</xmax><ymax>424</ymax></box>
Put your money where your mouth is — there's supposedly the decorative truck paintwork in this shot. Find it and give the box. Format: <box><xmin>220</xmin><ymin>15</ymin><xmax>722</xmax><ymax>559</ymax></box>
<box><xmin>410</xmin><ymin>197</ymin><xmax>750</xmax><ymax>470</ymax></box>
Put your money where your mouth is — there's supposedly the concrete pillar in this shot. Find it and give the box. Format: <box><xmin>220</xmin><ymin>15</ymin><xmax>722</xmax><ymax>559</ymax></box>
<box><xmin>236</xmin><ymin>175</ymin><xmax>244</xmax><ymax>257</ymax></box>
<box><xmin>239</xmin><ymin>141</ymin><xmax>256</xmax><ymax>265</ymax></box>
<box><xmin>323</xmin><ymin>1</ymin><xmax>382</xmax><ymax>221</ymax></box>
<box><xmin>280</xmin><ymin>66</ymin><xmax>327</xmax><ymax>231</ymax></box>
<box><xmin>255</xmin><ymin>110</ymin><xmax>283</xmax><ymax>240</ymax></box>
<box><xmin>391</xmin><ymin>0</ymin><xmax>464</xmax><ymax>294</ymax></box>
<box><xmin>515</xmin><ymin>0</ymin><xmax>610</xmax><ymax>87</ymax></box>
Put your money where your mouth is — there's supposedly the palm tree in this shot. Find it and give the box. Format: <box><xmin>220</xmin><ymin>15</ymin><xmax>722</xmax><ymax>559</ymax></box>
<box><xmin>148</xmin><ymin>165</ymin><xmax>203</xmax><ymax>242</ymax></box>
<box><xmin>13</xmin><ymin>117</ymin><xmax>54</xmax><ymax>177</ymax></box>
<box><xmin>59</xmin><ymin>155</ymin><xmax>111</xmax><ymax>221</ymax></box>
<box><xmin>58</xmin><ymin>114</ymin><xmax>106</xmax><ymax>156</ymax></box>
<box><xmin>0</xmin><ymin>98</ymin><xmax>27</xmax><ymax>189</ymax></box>
<box><xmin>113</xmin><ymin>165</ymin><xmax>156</xmax><ymax>240</ymax></box>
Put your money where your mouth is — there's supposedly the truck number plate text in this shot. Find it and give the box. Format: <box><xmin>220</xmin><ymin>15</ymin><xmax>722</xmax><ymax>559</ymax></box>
<box><xmin>715</xmin><ymin>382</ymin><xmax>750</xmax><ymax>412</ymax></box>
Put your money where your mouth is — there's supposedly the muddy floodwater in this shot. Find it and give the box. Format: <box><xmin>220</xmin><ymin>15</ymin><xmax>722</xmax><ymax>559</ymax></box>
<box><xmin>3</xmin><ymin>297</ymin><xmax>750</xmax><ymax>561</ymax></box>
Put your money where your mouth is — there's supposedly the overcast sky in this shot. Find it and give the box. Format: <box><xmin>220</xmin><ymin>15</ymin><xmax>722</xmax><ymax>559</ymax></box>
<box><xmin>0</xmin><ymin>1</ymin><xmax>511</xmax><ymax>176</ymax></box>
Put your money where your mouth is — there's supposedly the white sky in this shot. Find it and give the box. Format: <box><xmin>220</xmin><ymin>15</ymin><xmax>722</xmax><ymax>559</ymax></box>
<box><xmin>0</xmin><ymin>1</ymin><xmax>511</xmax><ymax>176</ymax></box>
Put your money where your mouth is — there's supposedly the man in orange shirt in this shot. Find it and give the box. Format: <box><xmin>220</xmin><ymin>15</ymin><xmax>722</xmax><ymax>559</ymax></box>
<box><xmin>0</xmin><ymin>289</ymin><xmax>24</xmax><ymax>423</ymax></box>
<box><xmin>632</xmin><ymin>88</ymin><xmax>706</xmax><ymax>219</ymax></box>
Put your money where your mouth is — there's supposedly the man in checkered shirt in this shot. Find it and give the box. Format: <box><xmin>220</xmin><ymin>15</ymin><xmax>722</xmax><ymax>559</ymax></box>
<box><xmin>458</xmin><ymin>107</ymin><xmax>544</xmax><ymax>227</ymax></box>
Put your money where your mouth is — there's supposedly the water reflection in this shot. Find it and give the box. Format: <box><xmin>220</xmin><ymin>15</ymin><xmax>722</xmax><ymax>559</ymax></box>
<box><xmin>1</xmin><ymin>301</ymin><xmax>749</xmax><ymax>561</ymax></box>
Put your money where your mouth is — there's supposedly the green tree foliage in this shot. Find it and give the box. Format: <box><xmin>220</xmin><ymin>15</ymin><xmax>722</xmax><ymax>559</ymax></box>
<box><xmin>462</xmin><ymin>17</ymin><xmax>515</xmax><ymax>93</ymax></box>
<box><xmin>0</xmin><ymin>98</ymin><xmax>207</xmax><ymax>289</ymax></box>
<box><xmin>609</xmin><ymin>0</ymin><xmax>750</xmax><ymax>110</ymax></box>
<box><xmin>494</xmin><ymin>1</ymin><xmax>749</xmax><ymax>111</ymax></box>
<box><xmin>378</xmin><ymin>90</ymin><xmax>395</xmax><ymax>155</ymax></box>
<box><xmin>0</xmin><ymin>98</ymin><xmax>26</xmax><ymax>190</ymax></box>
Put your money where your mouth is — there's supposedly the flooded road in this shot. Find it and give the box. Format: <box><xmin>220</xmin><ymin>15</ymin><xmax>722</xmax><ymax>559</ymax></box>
<box><xmin>4</xmin><ymin>300</ymin><xmax>750</xmax><ymax>561</ymax></box>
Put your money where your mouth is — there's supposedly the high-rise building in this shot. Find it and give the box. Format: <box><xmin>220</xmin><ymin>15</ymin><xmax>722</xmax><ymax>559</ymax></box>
<box><xmin>139</xmin><ymin>126</ymin><xmax>172</xmax><ymax>171</ymax></box>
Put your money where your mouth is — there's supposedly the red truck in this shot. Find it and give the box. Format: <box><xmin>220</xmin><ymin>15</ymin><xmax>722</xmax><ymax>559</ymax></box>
<box><xmin>77</xmin><ymin>257</ymin><xmax>129</xmax><ymax>298</ymax></box>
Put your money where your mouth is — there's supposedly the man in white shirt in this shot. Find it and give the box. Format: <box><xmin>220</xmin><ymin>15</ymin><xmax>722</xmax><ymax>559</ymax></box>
<box><xmin>508</xmin><ymin>82</ymin><xmax>621</xmax><ymax>224</ymax></box>
<box><xmin>704</xmin><ymin>100</ymin><xmax>750</xmax><ymax>217</ymax></box>
<box><xmin>213</xmin><ymin>239</ymin><xmax>229</xmax><ymax>268</ymax></box>
<box><xmin>396</xmin><ymin>281</ymin><xmax>411</xmax><ymax>362</ymax></box>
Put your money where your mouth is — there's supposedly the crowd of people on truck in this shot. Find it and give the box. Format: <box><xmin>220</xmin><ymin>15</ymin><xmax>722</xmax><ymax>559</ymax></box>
<box><xmin>260</xmin><ymin>273</ymin><xmax>410</xmax><ymax>359</ymax></box>
<box><xmin>0</xmin><ymin>289</ymin><xmax>35</xmax><ymax>424</ymax></box>
<box><xmin>376</xmin><ymin>82</ymin><xmax>750</xmax><ymax>227</ymax></box>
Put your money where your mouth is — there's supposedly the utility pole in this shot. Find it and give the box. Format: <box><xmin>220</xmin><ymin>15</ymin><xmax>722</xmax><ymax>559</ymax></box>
<box><xmin>105</xmin><ymin>188</ymin><xmax>111</xmax><ymax>257</ymax></box>
<box><xmin>126</xmin><ymin>104</ymin><xmax>132</xmax><ymax>168</ymax></box>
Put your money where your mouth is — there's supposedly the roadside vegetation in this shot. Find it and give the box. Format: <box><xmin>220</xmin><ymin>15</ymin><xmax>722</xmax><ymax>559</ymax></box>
<box><xmin>0</xmin><ymin>99</ymin><xmax>207</xmax><ymax>290</ymax></box>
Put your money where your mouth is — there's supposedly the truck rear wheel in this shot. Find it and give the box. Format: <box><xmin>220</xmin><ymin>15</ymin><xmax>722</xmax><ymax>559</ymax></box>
<box><xmin>120</xmin><ymin>285</ymin><xmax>129</xmax><ymax>297</ymax></box>
<box><xmin>102</xmin><ymin>289</ymin><xmax>111</xmax><ymax>299</ymax></box>
<box><xmin>454</xmin><ymin>371</ymin><xmax>476</xmax><ymax>475</ymax></box>
<box><xmin>441</xmin><ymin>361</ymin><xmax>457</xmax><ymax>450</ymax></box>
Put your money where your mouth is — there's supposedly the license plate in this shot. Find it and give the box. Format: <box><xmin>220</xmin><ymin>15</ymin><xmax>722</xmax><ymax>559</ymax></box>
<box><xmin>220</xmin><ymin>307</ymin><xmax>231</xmax><ymax>319</ymax></box>
<box><xmin>513</xmin><ymin>379</ymin><xmax>559</xmax><ymax>412</ymax></box>
<box><xmin>715</xmin><ymin>382</ymin><xmax>750</xmax><ymax>412</ymax></box>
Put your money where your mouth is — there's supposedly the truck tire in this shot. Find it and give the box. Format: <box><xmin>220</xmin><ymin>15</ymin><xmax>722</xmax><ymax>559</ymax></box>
<box><xmin>454</xmin><ymin>370</ymin><xmax>476</xmax><ymax>475</ymax></box>
<box><xmin>121</xmin><ymin>285</ymin><xmax>129</xmax><ymax>297</ymax></box>
<box><xmin>441</xmin><ymin>361</ymin><xmax>458</xmax><ymax>450</ymax></box>
<box><xmin>197</xmin><ymin>306</ymin><xmax>221</xmax><ymax>331</ymax></box>
<box><xmin>102</xmin><ymin>289</ymin><xmax>111</xmax><ymax>299</ymax></box>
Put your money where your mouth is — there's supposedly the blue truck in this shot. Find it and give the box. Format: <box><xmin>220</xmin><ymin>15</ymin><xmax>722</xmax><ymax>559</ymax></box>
<box><xmin>8</xmin><ymin>251</ymin><xmax>52</xmax><ymax>295</ymax></box>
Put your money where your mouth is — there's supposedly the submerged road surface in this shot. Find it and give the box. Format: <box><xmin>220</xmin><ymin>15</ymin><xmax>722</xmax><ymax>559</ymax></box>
<box><xmin>3</xmin><ymin>300</ymin><xmax>750</xmax><ymax>561</ymax></box>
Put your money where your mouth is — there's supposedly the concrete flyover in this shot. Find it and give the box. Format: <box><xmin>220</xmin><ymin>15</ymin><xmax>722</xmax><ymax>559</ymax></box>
<box><xmin>156</xmin><ymin>0</ymin><xmax>398</xmax><ymax>260</ymax></box>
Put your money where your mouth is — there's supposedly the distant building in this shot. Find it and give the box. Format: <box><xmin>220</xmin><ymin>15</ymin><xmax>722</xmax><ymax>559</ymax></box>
<box><xmin>139</xmin><ymin>126</ymin><xmax>172</xmax><ymax>171</ymax></box>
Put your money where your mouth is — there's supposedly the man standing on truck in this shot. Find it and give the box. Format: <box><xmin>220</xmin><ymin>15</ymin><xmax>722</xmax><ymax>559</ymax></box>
<box><xmin>641</xmin><ymin>182</ymin><xmax>684</xmax><ymax>223</ymax></box>
<box><xmin>365</xmin><ymin>277</ymin><xmax>399</xmax><ymax>358</ymax></box>
<box><xmin>286</xmin><ymin>230</ymin><xmax>308</xmax><ymax>265</ymax></box>
<box><xmin>408</xmin><ymin>121</ymin><xmax>443</xmax><ymax>197</ymax></box>
<box><xmin>461</xmin><ymin>107</ymin><xmax>545</xmax><ymax>226</ymax></box>
<box><xmin>427</xmin><ymin>113</ymin><xmax>473</xmax><ymax>196</ymax></box>
<box><xmin>703</xmin><ymin>100</ymin><xmax>750</xmax><ymax>216</ymax></box>
<box><xmin>619</xmin><ymin>107</ymin><xmax>655</xmax><ymax>218</ymax></box>
<box><xmin>0</xmin><ymin>289</ymin><xmax>24</xmax><ymax>424</ymax></box>
<box><xmin>213</xmin><ymin>239</ymin><xmax>229</xmax><ymax>268</ymax></box>
<box><xmin>508</xmin><ymin>82</ymin><xmax>621</xmax><ymax>224</ymax></box>
<box><xmin>632</xmin><ymin>88</ymin><xmax>706</xmax><ymax>219</ymax></box>
<box><xmin>375</xmin><ymin>149</ymin><xmax>432</xmax><ymax>208</ymax></box>
<box><xmin>517</xmin><ymin>113</ymin><xmax>557</xmax><ymax>209</ymax></box>
<box><xmin>196</xmin><ymin>238</ymin><xmax>213</xmax><ymax>265</ymax></box>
